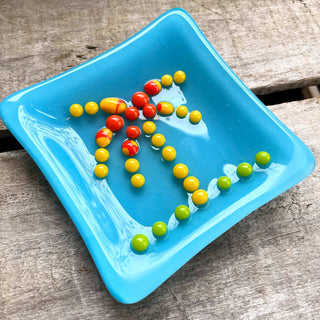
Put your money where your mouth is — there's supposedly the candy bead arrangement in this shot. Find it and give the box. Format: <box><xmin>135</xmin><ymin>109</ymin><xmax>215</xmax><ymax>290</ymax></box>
<box><xmin>129</xmin><ymin>150</ymin><xmax>271</xmax><ymax>252</ymax></box>
<box><xmin>68</xmin><ymin>72</ymin><xmax>272</xmax><ymax>254</ymax></box>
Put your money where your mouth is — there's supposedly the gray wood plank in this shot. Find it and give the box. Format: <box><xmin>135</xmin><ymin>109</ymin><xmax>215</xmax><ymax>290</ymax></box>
<box><xmin>1</xmin><ymin>0</ymin><xmax>320</xmax><ymax>137</ymax></box>
<box><xmin>1</xmin><ymin>98</ymin><xmax>319</xmax><ymax>319</ymax></box>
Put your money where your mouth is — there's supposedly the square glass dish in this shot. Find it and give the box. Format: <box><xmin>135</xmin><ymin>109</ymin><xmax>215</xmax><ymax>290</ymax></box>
<box><xmin>0</xmin><ymin>9</ymin><xmax>315</xmax><ymax>303</ymax></box>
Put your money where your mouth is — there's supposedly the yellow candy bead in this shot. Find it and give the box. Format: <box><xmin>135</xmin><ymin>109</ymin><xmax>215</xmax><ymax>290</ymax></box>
<box><xmin>125</xmin><ymin>158</ymin><xmax>140</xmax><ymax>173</ymax></box>
<box><xmin>131</xmin><ymin>174</ymin><xmax>145</xmax><ymax>188</ymax></box>
<box><xmin>142</xmin><ymin>121</ymin><xmax>156</xmax><ymax>135</ymax></box>
<box><xmin>85</xmin><ymin>101</ymin><xmax>99</xmax><ymax>115</ymax></box>
<box><xmin>162</xmin><ymin>146</ymin><xmax>176</xmax><ymax>161</ymax></box>
<box><xmin>157</xmin><ymin>101</ymin><xmax>174</xmax><ymax>116</ymax></box>
<box><xmin>183</xmin><ymin>176</ymin><xmax>200</xmax><ymax>192</ymax></box>
<box><xmin>189</xmin><ymin>110</ymin><xmax>202</xmax><ymax>124</ymax></box>
<box><xmin>69</xmin><ymin>104</ymin><xmax>83</xmax><ymax>117</ymax></box>
<box><xmin>95</xmin><ymin>148</ymin><xmax>109</xmax><ymax>162</ymax></box>
<box><xmin>94</xmin><ymin>164</ymin><xmax>108</xmax><ymax>178</ymax></box>
<box><xmin>151</xmin><ymin>133</ymin><xmax>165</xmax><ymax>147</ymax></box>
<box><xmin>176</xmin><ymin>105</ymin><xmax>188</xmax><ymax>118</ymax></box>
<box><xmin>100</xmin><ymin>98</ymin><xmax>127</xmax><ymax>114</ymax></box>
<box><xmin>173</xmin><ymin>164</ymin><xmax>189</xmax><ymax>179</ymax></box>
<box><xmin>161</xmin><ymin>74</ymin><xmax>173</xmax><ymax>86</ymax></box>
<box><xmin>192</xmin><ymin>189</ymin><xmax>208</xmax><ymax>206</ymax></box>
<box><xmin>174</xmin><ymin>70</ymin><xmax>186</xmax><ymax>84</ymax></box>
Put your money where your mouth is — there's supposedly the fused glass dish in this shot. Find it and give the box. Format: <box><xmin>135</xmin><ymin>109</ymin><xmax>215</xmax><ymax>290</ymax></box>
<box><xmin>0</xmin><ymin>9</ymin><xmax>315</xmax><ymax>303</ymax></box>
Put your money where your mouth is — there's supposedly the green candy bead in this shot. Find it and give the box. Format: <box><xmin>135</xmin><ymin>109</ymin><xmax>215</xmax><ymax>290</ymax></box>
<box><xmin>237</xmin><ymin>163</ymin><xmax>253</xmax><ymax>177</ymax></box>
<box><xmin>255</xmin><ymin>151</ymin><xmax>271</xmax><ymax>166</ymax></box>
<box><xmin>175</xmin><ymin>205</ymin><xmax>190</xmax><ymax>220</ymax></box>
<box><xmin>131</xmin><ymin>234</ymin><xmax>149</xmax><ymax>252</ymax></box>
<box><xmin>217</xmin><ymin>176</ymin><xmax>232</xmax><ymax>190</ymax></box>
<box><xmin>152</xmin><ymin>221</ymin><xmax>167</xmax><ymax>237</ymax></box>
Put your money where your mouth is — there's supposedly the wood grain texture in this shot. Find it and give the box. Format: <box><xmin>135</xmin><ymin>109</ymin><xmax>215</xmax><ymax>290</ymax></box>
<box><xmin>1</xmin><ymin>0</ymin><xmax>320</xmax><ymax>137</ymax></box>
<box><xmin>1</xmin><ymin>98</ymin><xmax>319</xmax><ymax>319</ymax></box>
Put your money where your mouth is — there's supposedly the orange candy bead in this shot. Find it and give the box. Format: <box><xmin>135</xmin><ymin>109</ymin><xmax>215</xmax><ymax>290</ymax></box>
<box><xmin>106</xmin><ymin>115</ymin><xmax>124</xmax><ymax>132</ymax></box>
<box><xmin>96</xmin><ymin>128</ymin><xmax>113</xmax><ymax>147</ymax></box>
<box><xmin>144</xmin><ymin>80</ymin><xmax>161</xmax><ymax>95</ymax></box>
<box><xmin>122</xmin><ymin>140</ymin><xmax>139</xmax><ymax>156</ymax></box>
<box><xmin>132</xmin><ymin>92</ymin><xmax>149</xmax><ymax>109</ymax></box>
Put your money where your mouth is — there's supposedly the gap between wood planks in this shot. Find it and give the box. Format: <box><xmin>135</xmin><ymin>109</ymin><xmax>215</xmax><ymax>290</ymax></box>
<box><xmin>258</xmin><ymin>85</ymin><xmax>320</xmax><ymax>106</ymax></box>
<box><xmin>0</xmin><ymin>85</ymin><xmax>319</xmax><ymax>153</ymax></box>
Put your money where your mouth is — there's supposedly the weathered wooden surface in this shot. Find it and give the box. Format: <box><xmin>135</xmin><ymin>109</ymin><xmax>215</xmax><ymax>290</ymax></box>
<box><xmin>1</xmin><ymin>0</ymin><xmax>320</xmax><ymax>137</ymax></box>
<box><xmin>1</xmin><ymin>98</ymin><xmax>319</xmax><ymax>319</ymax></box>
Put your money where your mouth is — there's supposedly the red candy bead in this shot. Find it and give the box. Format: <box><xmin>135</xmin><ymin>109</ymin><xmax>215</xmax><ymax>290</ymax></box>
<box><xmin>122</xmin><ymin>139</ymin><xmax>139</xmax><ymax>156</ymax></box>
<box><xmin>106</xmin><ymin>115</ymin><xmax>124</xmax><ymax>132</ymax></box>
<box><xmin>132</xmin><ymin>92</ymin><xmax>149</xmax><ymax>109</ymax></box>
<box><xmin>126</xmin><ymin>125</ymin><xmax>141</xmax><ymax>139</ymax></box>
<box><xmin>144</xmin><ymin>80</ymin><xmax>161</xmax><ymax>95</ymax></box>
<box><xmin>143</xmin><ymin>103</ymin><xmax>157</xmax><ymax>118</ymax></box>
<box><xmin>125</xmin><ymin>107</ymin><xmax>139</xmax><ymax>121</ymax></box>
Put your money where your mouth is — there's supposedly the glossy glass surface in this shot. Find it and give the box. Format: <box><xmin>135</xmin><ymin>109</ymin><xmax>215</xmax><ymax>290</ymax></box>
<box><xmin>0</xmin><ymin>9</ymin><xmax>315</xmax><ymax>304</ymax></box>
